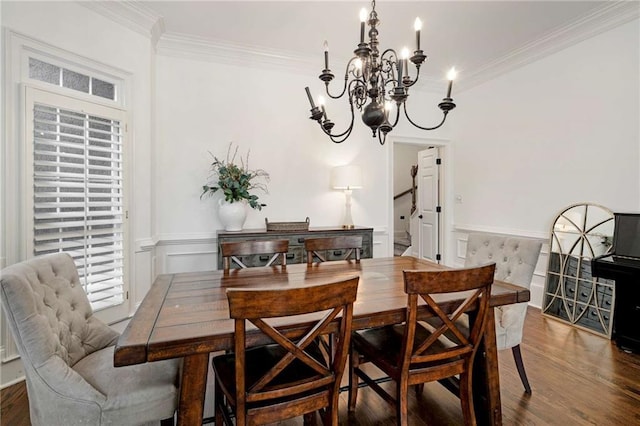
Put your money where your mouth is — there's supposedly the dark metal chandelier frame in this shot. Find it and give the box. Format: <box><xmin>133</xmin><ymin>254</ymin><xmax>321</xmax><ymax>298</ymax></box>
<box><xmin>305</xmin><ymin>0</ymin><xmax>457</xmax><ymax>145</ymax></box>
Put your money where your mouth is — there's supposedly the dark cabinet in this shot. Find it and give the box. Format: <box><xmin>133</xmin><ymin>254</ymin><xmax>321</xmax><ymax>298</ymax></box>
<box><xmin>216</xmin><ymin>226</ymin><xmax>374</xmax><ymax>270</ymax></box>
<box><xmin>592</xmin><ymin>255</ymin><xmax>640</xmax><ymax>352</ymax></box>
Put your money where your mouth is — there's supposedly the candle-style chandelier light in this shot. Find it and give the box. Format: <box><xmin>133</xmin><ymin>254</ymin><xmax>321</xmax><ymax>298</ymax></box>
<box><xmin>305</xmin><ymin>0</ymin><xmax>457</xmax><ymax>145</ymax></box>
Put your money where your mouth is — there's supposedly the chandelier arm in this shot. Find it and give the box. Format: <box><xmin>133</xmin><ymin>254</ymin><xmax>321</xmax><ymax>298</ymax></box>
<box><xmin>328</xmin><ymin>126</ymin><xmax>355</xmax><ymax>144</ymax></box>
<box><xmin>382</xmin><ymin>79</ymin><xmax>395</xmax><ymax>99</ymax></box>
<box><xmin>404</xmin><ymin>66</ymin><xmax>421</xmax><ymax>88</ymax></box>
<box><xmin>318</xmin><ymin>92</ymin><xmax>358</xmax><ymax>143</ymax></box>
<box><xmin>380</xmin><ymin>48</ymin><xmax>398</xmax><ymax>63</ymax></box>
<box><xmin>377</xmin><ymin>130</ymin><xmax>387</xmax><ymax>145</ymax></box>
<box><xmin>403</xmin><ymin>102</ymin><xmax>449</xmax><ymax>131</ymax></box>
<box><xmin>320</xmin><ymin>114</ymin><xmax>355</xmax><ymax>140</ymax></box>
<box><xmin>322</xmin><ymin>115</ymin><xmax>355</xmax><ymax>143</ymax></box>
<box><xmin>324</xmin><ymin>79</ymin><xmax>348</xmax><ymax>100</ymax></box>
<box><xmin>325</xmin><ymin>57</ymin><xmax>361</xmax><ymax>100</ymax></box>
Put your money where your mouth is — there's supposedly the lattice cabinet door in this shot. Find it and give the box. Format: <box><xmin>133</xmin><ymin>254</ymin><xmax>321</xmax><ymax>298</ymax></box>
<box><xmin>542</xmin><ymin>203</ymin><xmax>615</xmax><ymax>337</ymax></box>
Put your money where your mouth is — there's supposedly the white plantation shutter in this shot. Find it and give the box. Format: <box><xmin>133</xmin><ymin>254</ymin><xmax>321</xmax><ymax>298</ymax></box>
<box><xmin>27</xmin><ymin>87</ymin><xmax>128</xmax><ymax>316</ymax></box>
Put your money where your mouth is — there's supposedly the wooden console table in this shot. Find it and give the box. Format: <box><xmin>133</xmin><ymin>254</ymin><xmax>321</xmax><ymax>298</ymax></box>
<box><xmin>216</xmin><ymin>225</ymin><xmax>373</xmax><ymax>269</ymax></box>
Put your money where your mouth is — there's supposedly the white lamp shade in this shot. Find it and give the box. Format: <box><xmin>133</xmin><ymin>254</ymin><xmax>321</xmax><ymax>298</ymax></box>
<box><xmin>331</xmin><ymin>165</ymin><xmax>363</xmax><ymax>190</ymax></box>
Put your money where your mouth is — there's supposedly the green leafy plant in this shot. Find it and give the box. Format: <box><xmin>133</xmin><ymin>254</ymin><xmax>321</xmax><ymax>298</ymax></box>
<box><xmin>201</xmin><ymin>144</ymin><xmax>269</xmax><ymax>210</ymax></box>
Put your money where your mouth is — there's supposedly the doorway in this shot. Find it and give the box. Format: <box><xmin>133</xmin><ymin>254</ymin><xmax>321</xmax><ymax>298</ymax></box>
<box><xmin>391</xmin><ymin>137</ymin><xmax>450</xmax><ymax>264</ymax></box>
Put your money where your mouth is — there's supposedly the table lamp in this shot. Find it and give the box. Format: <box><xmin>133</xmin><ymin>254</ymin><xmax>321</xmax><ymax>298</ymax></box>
<box><xmin>331</xmin><ymin>165</ymin><xmax>363</xmax><ymax>229</ymax></box>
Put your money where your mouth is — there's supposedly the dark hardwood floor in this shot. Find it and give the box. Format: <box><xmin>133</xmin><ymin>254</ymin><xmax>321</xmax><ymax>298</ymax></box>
<box><xmin>2</xmin><ymin>307</ymin><xmax>640</xmax><ymax>425</ymax></box>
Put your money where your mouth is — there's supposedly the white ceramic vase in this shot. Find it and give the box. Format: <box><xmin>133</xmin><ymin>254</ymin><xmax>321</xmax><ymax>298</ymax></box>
<box><xmin>218</xmin><ymin>199</ymin><xmax>247</xmax><ymax>231</ymax></box>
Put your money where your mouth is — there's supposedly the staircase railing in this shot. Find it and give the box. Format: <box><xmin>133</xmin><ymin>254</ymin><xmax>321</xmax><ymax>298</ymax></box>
<box><xmin>394</xmin><ymin>187</ymin><xmax>415</xmax><ymax>200</ymax></box>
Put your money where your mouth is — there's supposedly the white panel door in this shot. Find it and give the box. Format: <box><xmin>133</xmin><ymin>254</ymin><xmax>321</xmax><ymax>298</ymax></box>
<box><xmin>417</xmin><ymin>148</ymin><xmax>440</xmax><ymax>263</ymax></box>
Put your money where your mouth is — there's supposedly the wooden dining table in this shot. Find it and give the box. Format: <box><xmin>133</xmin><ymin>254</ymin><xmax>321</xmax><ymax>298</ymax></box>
<box><xmin>114</xmin><ymin>256</ymin><xmax>530</xmax><ymax>425</ymax></box>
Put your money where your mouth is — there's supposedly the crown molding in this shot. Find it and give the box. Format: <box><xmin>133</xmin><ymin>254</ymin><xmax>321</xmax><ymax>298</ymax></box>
<box><xmin>156</xmin><ymin>32</ymin><xmax>317</xmax><ymax>73</ymax></box>
<box><xmin>79</xmin><ymin>1</ymin><xmax>638</xmax><ymax>90</ymax></box>
<box><xmin>460</xmin><ymin>1</ymin><xmax>640</xmax><ymax>91</ymax></box>
<box><xmin>155</xmin><ymin>32</ymin><xmax>448</xmax><ymax>92</ymax></box>
<box><xmin>78</xmin><ymin>0</ymin><xmax>164</xmax><ymax>46</ymax></box>
<box><xmin>155</xmin><ymin>1</ymin><xmax>639</xmax><ymax>91</ymax></box>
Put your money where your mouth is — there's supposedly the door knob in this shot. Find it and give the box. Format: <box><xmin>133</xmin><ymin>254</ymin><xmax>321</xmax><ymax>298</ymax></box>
<box><xmin>418</xmin><ymin>215</ymin><xmax>423</xmax><ymax>219</ymax></box>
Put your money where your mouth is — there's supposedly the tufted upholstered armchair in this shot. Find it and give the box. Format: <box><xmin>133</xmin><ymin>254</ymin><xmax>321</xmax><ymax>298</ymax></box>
<box><xmin>465</xmin><ymin>233</ymin><xmax>542</xmax><ymax>394</ymax></box>
<box><xmin>0</xmin><ymin>253</ymin><xmax>180</xmax><ymax>425</ymax></box>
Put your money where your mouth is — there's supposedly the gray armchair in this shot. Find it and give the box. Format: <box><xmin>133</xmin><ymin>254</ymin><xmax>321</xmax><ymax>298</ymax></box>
<box><xmin>465</xmin><ymin>233</ymin><xmax>542</xmax><ymax>394</ymax></box>
<box><xmin>0</xmin><ymin>253</ymin><xmax>179</xmax><ymax>425</ymax></box>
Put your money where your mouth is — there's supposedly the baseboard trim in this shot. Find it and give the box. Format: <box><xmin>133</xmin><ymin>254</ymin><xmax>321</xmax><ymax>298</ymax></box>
<box><xmin>0</xmin><ymin>375</ymin><xmax>25</xmax><ymax>390</ymax></box>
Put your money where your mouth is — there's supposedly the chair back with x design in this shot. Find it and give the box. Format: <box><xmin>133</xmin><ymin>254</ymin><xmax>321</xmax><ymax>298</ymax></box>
<box><xmin>304</xmin><ymin>236</ymin><xmax>362</xmax><ymax>264</ymax></box>
<box><xmin>213</xmin><ymin>277</ymin><xmax>359</xmax><ymax>425</ymax></box>
<box><xmin>402</xmin><ymin>263</ymin><xmax>495</xmax><ymax>374</ymax></box>
<box><xmin>221</xmin><ymin>239</ymin><xmax>289</xmax><ymax>270</ymax></box>
<box><xmin>348</xmin><ymin>263</ymin><xmax>495</xmax><ymax>425</ymax></box>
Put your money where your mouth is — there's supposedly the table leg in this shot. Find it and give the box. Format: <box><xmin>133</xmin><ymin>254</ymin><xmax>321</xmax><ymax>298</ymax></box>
<box><xmin>177</xmin><ymin>353</ymin><xmax>209</xmax><ymax>426</ymax></box>
<box><xmin>473</xmin><ymin>307</ymin><xmax>502</xmax><ymax>425</ymax></box>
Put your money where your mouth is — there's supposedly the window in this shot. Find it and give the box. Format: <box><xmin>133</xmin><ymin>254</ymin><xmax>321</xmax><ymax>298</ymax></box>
<box><xmin>29</xmin><ymin>57</ymin><xmax>117</xmax><ymax>101</ymax></box>
<box><xmin>2</xmin><ymin>33</ymin><xmax>131</xmax><ymax>362</ymax></box>
<box><xmin>26</xmin><ymin>87</ymin><xmax>129</xmax><ymax>318</ymax></box>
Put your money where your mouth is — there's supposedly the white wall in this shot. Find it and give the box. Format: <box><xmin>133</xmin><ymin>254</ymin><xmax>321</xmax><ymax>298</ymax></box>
<box><xmin>450</xmin><ymin>19</ymin><xmax>640</xmax><ymax>307</ymax></box>
<box><xmin>152</xmin><ymin>53</ymin><xmax>409</xmax><ymax>271</ymax></box>
<box><xmin>453</xmin><ymin>19</ymin><xmax>639</xmax><ymax>233</ymax></box>
<box><xmin>151</xmin><ymin>39</ymin><xmax>457</xmax><ymax>272</ymax></box>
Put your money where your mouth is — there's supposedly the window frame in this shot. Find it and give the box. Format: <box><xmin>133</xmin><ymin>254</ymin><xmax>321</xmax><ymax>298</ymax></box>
<box><xmin>3</xmin><ymin>30</ymin><xmax>132</xmax><ymax>326</ymax></box>
<box><xmin>25</xmin><ymin>86</ymin><xmax>130</xmax><ymax>322</ymax></box>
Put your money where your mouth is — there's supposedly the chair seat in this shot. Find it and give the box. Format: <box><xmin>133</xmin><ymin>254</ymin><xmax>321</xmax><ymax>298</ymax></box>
<box><xmin>212</xmin><ymin>342</ymin><xmax>329</xmax><ymax>407</ymax></box>
<box><xmin>353</xmin><ymin>323</ymin><xmax>460</xmax><ymax>377</ymax></box>
<box><xmin>73</xmin><ymin>345</ymin><xmax>179</xmax><ymax>424</ymax></box>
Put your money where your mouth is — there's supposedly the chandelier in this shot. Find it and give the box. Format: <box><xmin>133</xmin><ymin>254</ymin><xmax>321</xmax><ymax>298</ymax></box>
<box><xmin>304</xmin><ymin>0</ymin><xmax>457</xmax><ymax>145</ymax></box>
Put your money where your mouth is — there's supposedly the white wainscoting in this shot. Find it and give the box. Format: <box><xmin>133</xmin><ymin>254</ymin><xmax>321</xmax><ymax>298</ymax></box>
<box><xmin>1</xmin><ymin>317</ymin><xmax>18</xmax><ymax>364</ymax></box>
<box><xmin>452</xmin><ymin>225</ymin><xmax>550</xmax><ymax>309</ymax></box>
<box><xmin>1</xmin><ymin>318</ymin><xmax>27</xmax><ymax>389</ymax></box>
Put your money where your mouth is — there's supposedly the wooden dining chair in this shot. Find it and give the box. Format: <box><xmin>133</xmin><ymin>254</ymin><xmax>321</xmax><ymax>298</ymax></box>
<box><xmin>220</xmin><ymin>239</ymin><xmax>289</xmax><ymax>270</ymax></box>
<box><xmin>348</xmin><ymin>263</ymin><xmax>496</xmax><ymax>426</ymax></box>
<box><xmin>304</xmin><ymin>235</ymin><xmax>362</xmax><ymax>264</ymax></box>
<box><xmin>211</xmin><ymin>276</ymin><xmax>359</xmax><ymax>426</ymax></box>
